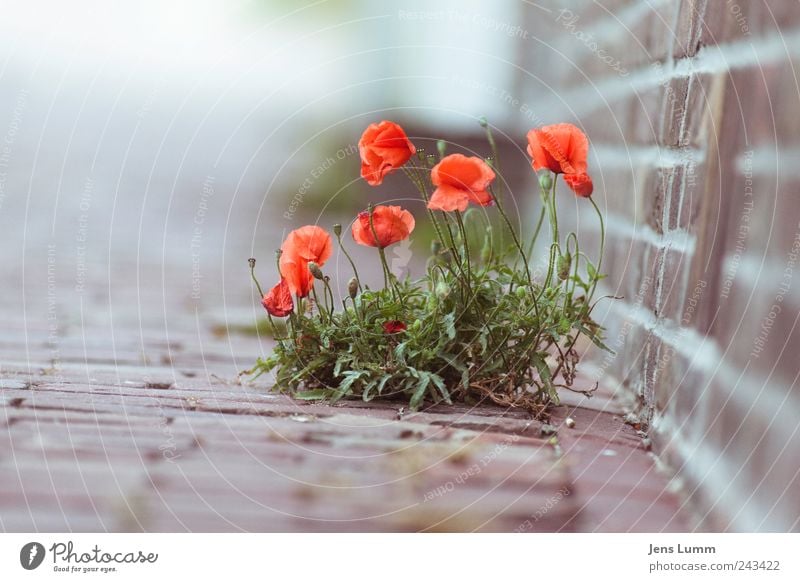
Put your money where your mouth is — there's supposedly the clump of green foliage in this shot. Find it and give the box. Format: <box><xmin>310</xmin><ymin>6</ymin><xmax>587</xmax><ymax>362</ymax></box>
<box><xmin>245</xmin><ymin>121</ymin><xmax>609</xmax><ymax>417</ymax></box>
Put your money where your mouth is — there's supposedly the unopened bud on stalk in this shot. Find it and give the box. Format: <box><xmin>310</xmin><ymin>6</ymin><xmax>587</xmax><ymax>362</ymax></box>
<box><xmin>416</xmin><ymin>148</ymin><xmax>426</xmax><ymax>161</ymax></box>
<box><xmin>333</xmin><ymin>223</ymin><xmax>342</xmax><ymax>237</ymax></box>
<box><xmin>515</xmin><ymin>286</ymin><xmax>527</xmax><ymax>298</ymax></box>
<box><xmin>539</xmin><ymin>172</ymin><xmax>553</xmax><ymax>190</ymax></box>
<box><xmin>478</xmin><ymin>116</ymin><xmax>488</xmax><ymax>128</ymax></box>
<box><xmin>431</xmin><ymin>239</ymin><xmax>442</xmax><ymax>255</ymax></box>
<box><xmin>348</xmin><ymin>277</ymin><xmax>359</xmax><ymax>299</ymax></box>
<box><xmin>557</xmin><ymin>252</ymin><xmax>571</xmax><ymax>281</ymax></box>
<box><xmin>308</xmin><ymin>261</ymin><xmax>324</xmax><ymax>280</ymax></box>
<box><xmin>436</xmin><ymin>140</ymin><xmax>447</xmax><ymax>158</ymax></box>
<box><xmin>248</xmin><ymin>258</ymin><xmax>256</xmax><ymax>269</ymax></box>
<box><xmin>412</xmin><ymin>320</ymin><xmax>422</xmax><ymax>332</ymax></box>
<box><xmin>426</xmin><ymin>154</ymin><xmax>436</xmax><ymax>168</ymax></box>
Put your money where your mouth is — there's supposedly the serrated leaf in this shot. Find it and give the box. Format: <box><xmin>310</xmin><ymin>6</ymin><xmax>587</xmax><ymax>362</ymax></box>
<box><xmin>409</xmin><ymin>373</ymin><xmax>431</xmax><ymax>411</ymax></box>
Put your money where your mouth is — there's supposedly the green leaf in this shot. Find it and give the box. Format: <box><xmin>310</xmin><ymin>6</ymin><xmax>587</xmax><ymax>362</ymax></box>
<box><xmin>443</xmin><ymin>312</ymin><xmax>456</xmax><ymax>340</ymax></box>
<box><xmin>409</xmin><ymin>373</ymin><xmax>432</xmax><ymax>411</ymax></box>
<box><xmin>294</xmin><ymin>389</ymin><xmax>334</xmax><ymax>400</ymax></box>
<box><xmin>532</xmin><ymin>353</ymin><xmax>552</xmax><ymax>386</ymax></box>
<box><xmin>332</xmin><ymin>370</ymin><xmax>368</xmax><ymax>403</ymax></box>
<box><xmin>429</xmin><ymin>372</ymin><xmax>451</xmax><ymax>404</ymax></box>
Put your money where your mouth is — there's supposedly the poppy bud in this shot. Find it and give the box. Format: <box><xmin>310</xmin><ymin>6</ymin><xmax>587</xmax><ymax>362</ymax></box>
<box><xmin>557</xmin><ymin>252</ymin><xmax>571</xmax><ymax>281</ymax></box>
<box><xmin>348</xmin><ymin>277</ymin><xmax>359</xmax><ymax>299</ymax></box>
<box><xmin>431</xmin><ymin>239</ymin><xmax>442</xmax><ymax>255</ymax></box>
<box><xmin>248</xmin><ymin>258</ymin><xmax>256</xmax><ymax>269</ymax></box>
<box><xmin>478</xmin><ymin>116</ymin><xmax>488</xmax><ymax>128</ymax></box>
<box><xmin>436</xmin><ymin>140</ymin><xmax>447</xmax><ymax>158</ymax></box>
<box><xmin>539</xmin><ymin>172</ymin><xmax>553</xmax><ymax>191</ymax></box>
<box><xmin>435</xmin><ymin>281</ymin><xmax>450</xmax><ymax>298</ymax></box>
<box><xmin>412</xmin><ymin>320</ymin><xmax>422</xmax><ymax>332</ymax></box>
<box><xmin>333</xmin><ymin>223</ymin><xmax>342</xmax><ymax>237</ymax></box>
<box><xmin>515</xmin><ymin>286</ymin><xmax>527</xmax><ymax>298</ymax></box>
<box><xmin>308</xmin><ymin>261</ymin><xmax>324</xmax><ymax>280</ymax></box>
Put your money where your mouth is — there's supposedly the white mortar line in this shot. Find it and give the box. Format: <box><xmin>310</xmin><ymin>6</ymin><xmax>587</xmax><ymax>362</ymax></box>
<box><xmin>601</xmin><ymin>285</ymin><xmax>800</xmax><ymax>429</ymax></box>
<box><xmin>592</xmin><ymin>142</ymin><xmax>705</xmax><ymax>169</ymax></box>
<box><xmin>652</xmin><ymin>412</ymin><xmax>795</xmax><ymax>532</ymax></box>
<box><xmin>551</xmin><ymin>26</ymin><xmax>800</xmax><ymax>116</ymax></box>
<box><xmin>585</xmin><ymin>211</ymin><xmax>696</xmax><ymax>253</ymax></box>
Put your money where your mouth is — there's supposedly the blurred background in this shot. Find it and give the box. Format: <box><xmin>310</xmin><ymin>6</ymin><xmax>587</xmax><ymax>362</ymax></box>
<box><xmin>2</xmin><ymin>0</ymin><xmax>799</xmax><ymax>531</ymax></box>
<box><xmin>0</xmin><ymin>0</ymin><xmax>549</xmax><ymax>326</ymax></box>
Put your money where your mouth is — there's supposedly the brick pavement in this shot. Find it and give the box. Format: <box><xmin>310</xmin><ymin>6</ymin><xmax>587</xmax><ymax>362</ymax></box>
<box><xmin>0</xmin><ymin>303</ymin><xmax>694</xmax><ymax>532</ymax></box>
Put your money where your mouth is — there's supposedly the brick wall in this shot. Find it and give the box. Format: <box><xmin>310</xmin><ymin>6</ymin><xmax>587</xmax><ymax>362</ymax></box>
<box><xmin>517</xmin><ymin>0</ymin><xmax>800</xmax><ymax>531</ymax></box>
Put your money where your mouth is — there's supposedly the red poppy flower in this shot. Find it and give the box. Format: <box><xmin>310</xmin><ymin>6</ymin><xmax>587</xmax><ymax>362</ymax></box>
<box><xmin>564</xmin><ymin>172</ymin><xmax>594</xmax><ymax>197</ymax></box>
<box><xmin>526</xmin><ymin>123</ymin><xmax>589</xmax><ymax>175</ymax></box>
<box><xmin>359</xmin><ymin>121</ymin><xmax>416</xmax><ymax>186</ymax></box>
<box><xmin>427</xmin><ymin>154</ymin><xmax>496</xmax><ymax>212</ymax></box>
<box><xmin>261</xmin><ymin>278</ymin><xmax>293</xmax><ymax>317</ymax></box>
<box><xmin>279</xmin><ymin>225</ymin><xmax>333</xmax><ymax>297</ymax></box>
<box><xmin>383</xmin><ymin>320</ymin><xmax>407</xmax><ymax>334</ymax></box>
<box><xmin>351</xmin><ymin>205</ymin><xmax>415</xmax><ymax>249</ymax></box>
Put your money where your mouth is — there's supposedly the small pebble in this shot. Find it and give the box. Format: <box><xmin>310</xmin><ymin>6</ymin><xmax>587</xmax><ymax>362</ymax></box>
<box><xmin>565</xmin><ymin>417</ymin><xmax>576</xmax><ymax>429</ymax></box>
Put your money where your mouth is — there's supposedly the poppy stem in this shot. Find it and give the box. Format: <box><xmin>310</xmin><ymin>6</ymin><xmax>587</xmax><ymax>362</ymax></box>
<box><xmin>563</xmin><ymin>232</ymin><xmax>580</xmax><ymax>313</ymax></box>
<box><xmin>249</xmin><ymin>258</ymin><xmax>265</xmax><ymax>297</ymax></box>
<box><xmin>492</xmin><ymin>189</ymin><xmax>531</xmax><ymax>284</ymax></box>
<box><xmin>455</xmin><ymin>210</ymin><xmax>472</xmax><ymax>282</ymax></box>
<box><xmin>587</xmin><ymin>196</ymin><xmax>605</xmax><ymax>305</ymax></box>
<box><xmin>402</xmin><ymin>167</ymin><xmax>454</xmax><ymax>264</ymax></box>
<box><xmin>311</xmin><ymin>285</ymin><xmax>325</xmax><ymax>322</ymax></box>
<box><xmin>481</xmin><ymin>119</ymin><xmax>503</xmax><ymax>200</ymax></box>
<box><xmin>492</xmin><ymin>192</ymin><xmax>540</xmax><ymax>320</ymax></box>
<box><xmin>335</xmin><ymin>231</ymin><xmax>362</xmax><ymax>292</ymax></box>
<box><xmin>378</xmin><ymin>246</ymin><xmax>391</xmax><ymax>289</ymax></box>
<box><xmin>549</xmin><ymin>180</ymin><xmax>560</xmax><ymax>246</ymax></box>
<box><xmin>367</xmin><ymin>206</ymin><xmax>404</xmax><ymax>304</ymax></box>
<box><xmin>523</xmin><ymin>205</ymin><xmax>547</xmax><ymax>266</ymax></box>
<box><xmin>322</xmin><ymin>277</ymin><xmax>336</xmax><ymax>321</ymax></box>
<box><xmin>541</xmin><ymin>177</ymin><xmax>560</xmax><ymax>291</ymax></box>
<box><xmin>288</xmin><ymin>296</ymin><xmax>300</xmax><ymax>340</ymax></box>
